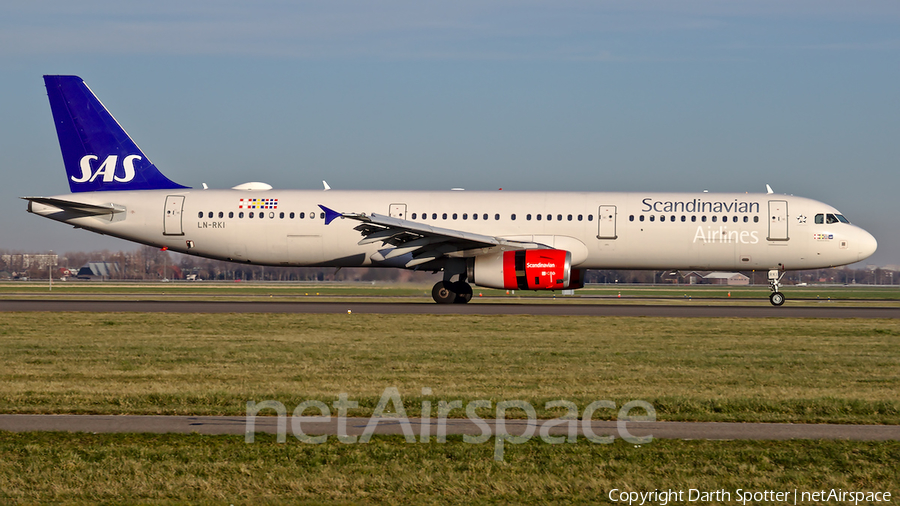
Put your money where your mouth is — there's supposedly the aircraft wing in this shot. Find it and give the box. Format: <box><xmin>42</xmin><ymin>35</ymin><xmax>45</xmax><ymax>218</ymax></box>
<box><xmin>319</xmin><ymin>205</ymin><xmax>547</xmax><ymax>268</ymax></box>
<box><xmin>22</xmin><ymin>197</ymin><xmax>124</xmax><ymax>216</ymax></box>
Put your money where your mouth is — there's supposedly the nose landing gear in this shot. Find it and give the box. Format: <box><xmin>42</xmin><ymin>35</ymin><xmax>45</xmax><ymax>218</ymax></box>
<box><xmin>768</xmin><ymin>269</ymin><xmax>786</xmax><ymax>306</ymax></box>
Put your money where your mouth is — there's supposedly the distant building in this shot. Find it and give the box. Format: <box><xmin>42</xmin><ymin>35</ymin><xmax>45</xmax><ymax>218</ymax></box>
<box><xmin>1</xmin><ymin>254</ymin><xmax>58</xmax><ymax>270</ymax></box>
<box><xmin>682</xmin><ymin>271</ymin><xmax>706</xmax><ymax>285</ymax></box>
<box><xmin>77</xmin><ymin>262</ymin><xmax>120</xmax><ymax>280</ymax></box>
<box><xmin>703</xmin><ymin>272</ymin><xmax>750</xmax><ymax>285</ymax></box>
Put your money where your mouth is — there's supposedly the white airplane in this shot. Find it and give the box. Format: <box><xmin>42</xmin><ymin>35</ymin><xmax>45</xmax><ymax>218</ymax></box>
<box><xmin>26</xmin><ymin>76</ymin><xmax>877</xmax><ymax>305</ymax></box>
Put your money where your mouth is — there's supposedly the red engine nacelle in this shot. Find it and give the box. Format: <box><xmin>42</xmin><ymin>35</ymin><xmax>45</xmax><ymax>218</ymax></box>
<box><xmin>467</xmin><ymin>249</ymin><xmax>584</xmax><ymax>290</ymax></box>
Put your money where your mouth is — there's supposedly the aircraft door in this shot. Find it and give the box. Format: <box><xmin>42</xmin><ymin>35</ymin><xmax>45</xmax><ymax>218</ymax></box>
<box><xmin>163</xmin><ymin>195</ymin><xmax>185</xmax><ymax>236</ymax></box>
<box><xmin>767</xmin><ymin>200</ymin><xmax>789</xmax><ymax>241</ymax></box>
<box><xmin>597</xmin><ymin>205</ymin><xmax>617</xmax><ymax>239</ymax></box>
<box><xmin>389</xmin><ymin>203</ymin><xmax>408</xmax><ymax>219</ymax></box>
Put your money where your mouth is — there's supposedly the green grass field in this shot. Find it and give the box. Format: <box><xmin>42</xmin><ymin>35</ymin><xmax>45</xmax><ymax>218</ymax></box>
<box><xmin>2</xmin><ymin>313</ymin><xmax>898</xmax><ymax>423</ymax></box>
<box><xmin>2</xmin><ymin>309</ymin><xmax>898</xmax><ymax>503</ymax></box>
<box><xmin>0</xmin><ymin>433</ymin><xmax>896</xmax><ymax>504</ymax></box>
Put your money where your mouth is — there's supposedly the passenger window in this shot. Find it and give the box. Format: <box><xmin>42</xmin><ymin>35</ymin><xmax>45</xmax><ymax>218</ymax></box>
<box><xmin>462</xmin><ymin>213</ymin><xmax>468</xmax><ymax>220</ymax></box>
<box><xmin>208</xmin><ymin>212</ymin><xmax>213</xmax><ymax>218</ymax></box>
<box><xmin>289</xmin><ymin>212</ymin><xmax>294</xmax><ymax>219</ymax></box>
<box><xmin>319</xmin><ymin>212</ymin><xmax>325</xmax><ymax>219</ymax></box>
<box><xmin>511</xmin><ymin>214</ymin><xmax>516</xmax><ymax>220</ymax></box>
<box><xmin>712</xmin><ymin>216</ymin><xmax>717</xmax><ymax>222</ymax></box>
<box><xmin>701</xmin><ymin>216</ymin><xmax>707</xmax><ymax>222</ymax></box>
<box><xmin>629</xmin><ymin>215</ymin><xmax>634</xmax><ymax>222</ymax></box>
<box><xmin>229</xmin><ymin>211</ymin><xmax>234</xmax><ymax>218</ymax></box>
<box><xmin>660</xmin><ymin>215</ymin><xmax>665</xmax><ymax>222</ymax></box>
<box><xmin>639</xmin><ymin>215</ymin><xmax>645</xmax><ymax>222</ymax></box>
<box><xmin>691</xmin><ymin>216</ymin><xmax>696</xmax><ymax>222</ymax></box>
<box><xmin>412</xmin><ymin>213</ymin><xmax>417</xmax><ymax>220</ymax></box>
<box><xmin>754</xmin><ymin>216</ymin><xmax>759</xmax><ymax>223</ymax></box>
<box><xmin>249</xmin><ymin>212</ymin><xmax>254</xmax><ymax>218</ymax></box>
<box><xmin>650</xmin><ymin>215</ymin><xmax>655</xmax><ymax>222</ymax></box>
<box><xmin>300</xmin><ymin>212</ymin><xmax>305</xmax><ymax>219</ymax></box>
<box><xmin>279</xmin><ymin>212</ymin><xmax>284</xmax><ymax>219</ymax></box>
<box><xmin>527</xmin><ymin>214</ymin><xmax>532</xmax><ymax>221</ymax></box>
<box><xmin>815</xmin><ymin>214</ymin><xmax>824</xmax><ymax>224</ymax></box>
<box><xmin>239</xmin><ymin>212</ymin><xmax>244</xmax><ymax>218</ymax></box>
<box><xmin>452</xmin><ymin>213</ymin><xmax>458</xmax><ymax>220</ymax></box>
<box><xmin>442</xmin><ymin>213</ymin><xmax>447</xmax><ymax>220</ymax></box>
<box><xmin>588</xmin><ymin>215</ymin><xmax>593</xmax><ymax>221</ymax></box>
<box><xmin>432</xmin><ymin>213</ymin><xmax>437</xmax><ymax>219</ymax></box>
<box><xmin>537</xmin><ymin>214</ymin><xmax>542</xmax><ymax>221</ymax></box>
<box><xmin>557</xmin><ymin>214</ymin><xmax>562</xmax><ymax>221</ymax></box>
<box><xmin>681</xmin><ymin>215</ymin><xmax>686</xmax><ymax>222</ymax></box>
<box><xmin>495</xmin><ymin>214</ymin><xmax>500</xmax><ymax>220</ymax></box>
<box><xmin>198</xmin><ymin>211</ymin><xmax>203</xmax><ymax>218</ymax></box>
<box><xmin>568</xmin><ymin>214</ymin><xmax>573</xmax><ymax>221</ymax></box>
<box><xmin>218</xmin><ymin>211</ymin><xmax>224</xmax><ymax>219</ymax></box>
<box><xmin>483</xmin><ymin>214</ymin><xmax>488</xmax><ymax>220</ymax></box>
<box><xmin>310</xmin><ymin>212</ymin><xmax>315</xmax><ymax>219</ymax></box>
<box><xmin>671</xmin><ymin>215</ymin><xmax>675</xmax><ymax>222</ymax></box>
<box><xmin>578</xmin><ymin>215</ymin><xmax>583</xmax><ymax>221</ymax></box>
<box><xmin>261</xmin><ymin>213</ymin><xmax>266</xmax><ymax>219</ymax></box>
<box><xmin>743</xmin><ymin>216</ymin><xmax>748</xmax><ymax>223</ymax></box>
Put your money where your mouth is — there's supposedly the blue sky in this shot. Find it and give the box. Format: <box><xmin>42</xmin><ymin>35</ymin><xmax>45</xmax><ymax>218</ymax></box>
<box><xmin>1</xmin><ymin>1</ymin><xmax>898</xmax><ymax>266</ymax></box>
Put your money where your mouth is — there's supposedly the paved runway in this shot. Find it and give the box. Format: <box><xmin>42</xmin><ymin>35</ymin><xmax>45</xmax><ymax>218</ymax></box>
<box><xmin>2</xmin><ymin>299</ymin><xmax>899</xmax><ymax>317</ymax></box>
<box><xmin>1</xmin><ymin>414</ymin><xmax>897</xmax><ymax>441</ymax></box>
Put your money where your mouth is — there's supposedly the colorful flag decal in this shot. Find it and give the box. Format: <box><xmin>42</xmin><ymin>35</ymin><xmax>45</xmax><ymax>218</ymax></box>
<box><xmin>239</xmin><ymin>198</ymin><xmax>278</xmax><ymax>209</ymax></box>
<box><xmin>813</xmin><ymin>234</ymin><xmax>833</xmax><ymax>240</ymax></box>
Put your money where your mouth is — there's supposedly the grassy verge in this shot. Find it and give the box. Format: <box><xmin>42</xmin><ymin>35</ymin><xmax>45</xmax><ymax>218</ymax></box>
<box><xmin>1</xmin><ymin>313</ymin><xmax>898</xmax><ymax>423</ymax></box>
<box><xmin>0</xmin><ymin>432</ymin><xmax>897</xmax><ymax>504</ymax></box>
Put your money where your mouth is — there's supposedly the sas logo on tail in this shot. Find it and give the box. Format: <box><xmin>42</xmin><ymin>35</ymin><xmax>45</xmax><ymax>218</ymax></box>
<box><xmin>72</xmin><ymin>155</ymin><xmax>140</xmax><ymax>183</ymax></box>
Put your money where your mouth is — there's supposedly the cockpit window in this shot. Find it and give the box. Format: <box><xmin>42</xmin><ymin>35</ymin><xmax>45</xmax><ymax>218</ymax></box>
<box><xmin>817</xmin><ymin>213</ymin><xmax>850</xmax><ymax>224</ymax></box>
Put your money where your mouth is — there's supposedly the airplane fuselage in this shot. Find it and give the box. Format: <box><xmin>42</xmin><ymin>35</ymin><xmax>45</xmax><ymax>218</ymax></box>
<box><xmin>28</xmin><ymin>189</ymin><xmax>875</xmax><ymax>272</ymax></box>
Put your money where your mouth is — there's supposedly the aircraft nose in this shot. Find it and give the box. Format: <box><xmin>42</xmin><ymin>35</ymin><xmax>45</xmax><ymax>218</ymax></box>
<box><xmin>857</xmin><ymin>228</ymin><xmax>877</xmax><ymax>262</ymax></box>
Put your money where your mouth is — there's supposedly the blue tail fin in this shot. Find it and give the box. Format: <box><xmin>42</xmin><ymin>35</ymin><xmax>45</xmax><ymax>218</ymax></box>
<box><xmin>44</xmin><ymin>75</ymin><xmax>189</xmax><ymax>192</ymax></box>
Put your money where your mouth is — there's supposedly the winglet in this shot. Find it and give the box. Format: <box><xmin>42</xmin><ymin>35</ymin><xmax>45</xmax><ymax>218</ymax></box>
<box><xmin>318</xmin><ymin>205</ymin><xmax>342</xmax><ymax>225</ymax></box>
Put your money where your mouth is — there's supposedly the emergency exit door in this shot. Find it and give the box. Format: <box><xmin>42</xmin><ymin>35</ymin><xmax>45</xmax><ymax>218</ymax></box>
<box><xmin>164</xmin><ymin>195</ymin><xmax>185</xmax><ymax>236</ymax></box>
<box><xmin>389</xmin><ymin>203</ymin><xmax>408</xmax><ymax>219</ymax></box>
<box><xmin>597</xmin><ymin>205</ymin><xmax>617</xmax><ymax>239</ymax></box>
<box><xmin>767</xmin><ymin>200</ymin><xmax>789</xmax><ymax>241</ymax></box>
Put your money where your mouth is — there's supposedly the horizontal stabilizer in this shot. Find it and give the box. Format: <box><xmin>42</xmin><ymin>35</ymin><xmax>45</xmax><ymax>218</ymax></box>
<box><xmin>23</xmin><ymin>196</ymin><xmax>123</xmax><ymax>216</ymax></box>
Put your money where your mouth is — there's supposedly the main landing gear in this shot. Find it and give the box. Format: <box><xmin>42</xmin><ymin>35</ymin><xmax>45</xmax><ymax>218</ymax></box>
<box><xmin>768</xmin><ymin>269</ymin><xmax>786</xmax><ymax>306</ymax></box>
<box><xmin>432</xmin><ymin>280</ymin><xmax>473</xmax><ymax>304</ymax></box>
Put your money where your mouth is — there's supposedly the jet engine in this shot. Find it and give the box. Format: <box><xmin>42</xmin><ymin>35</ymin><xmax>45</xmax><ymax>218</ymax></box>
<box><xmin>467</xmin><ymin>249</ymin><xmax>584</xmax><ymax>290</ymax></box>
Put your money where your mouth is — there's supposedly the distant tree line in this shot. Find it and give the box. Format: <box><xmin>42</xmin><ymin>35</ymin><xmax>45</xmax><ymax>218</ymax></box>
<box><xmin>0</xmin><ymin>247</ymin><xmax>895</xmax><ymax>285</ymax></box>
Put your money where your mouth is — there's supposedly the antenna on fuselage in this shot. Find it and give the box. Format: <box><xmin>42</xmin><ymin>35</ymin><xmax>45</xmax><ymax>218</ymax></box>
<box><xmin>323</xmin><ymin>181</ymin><xmax>331</xmax><ymax>191</ymax></box>
<box><xmin>766</xmin><ymin>184</ymin><xmax>774</xmax><ymax>194</ymax></box>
